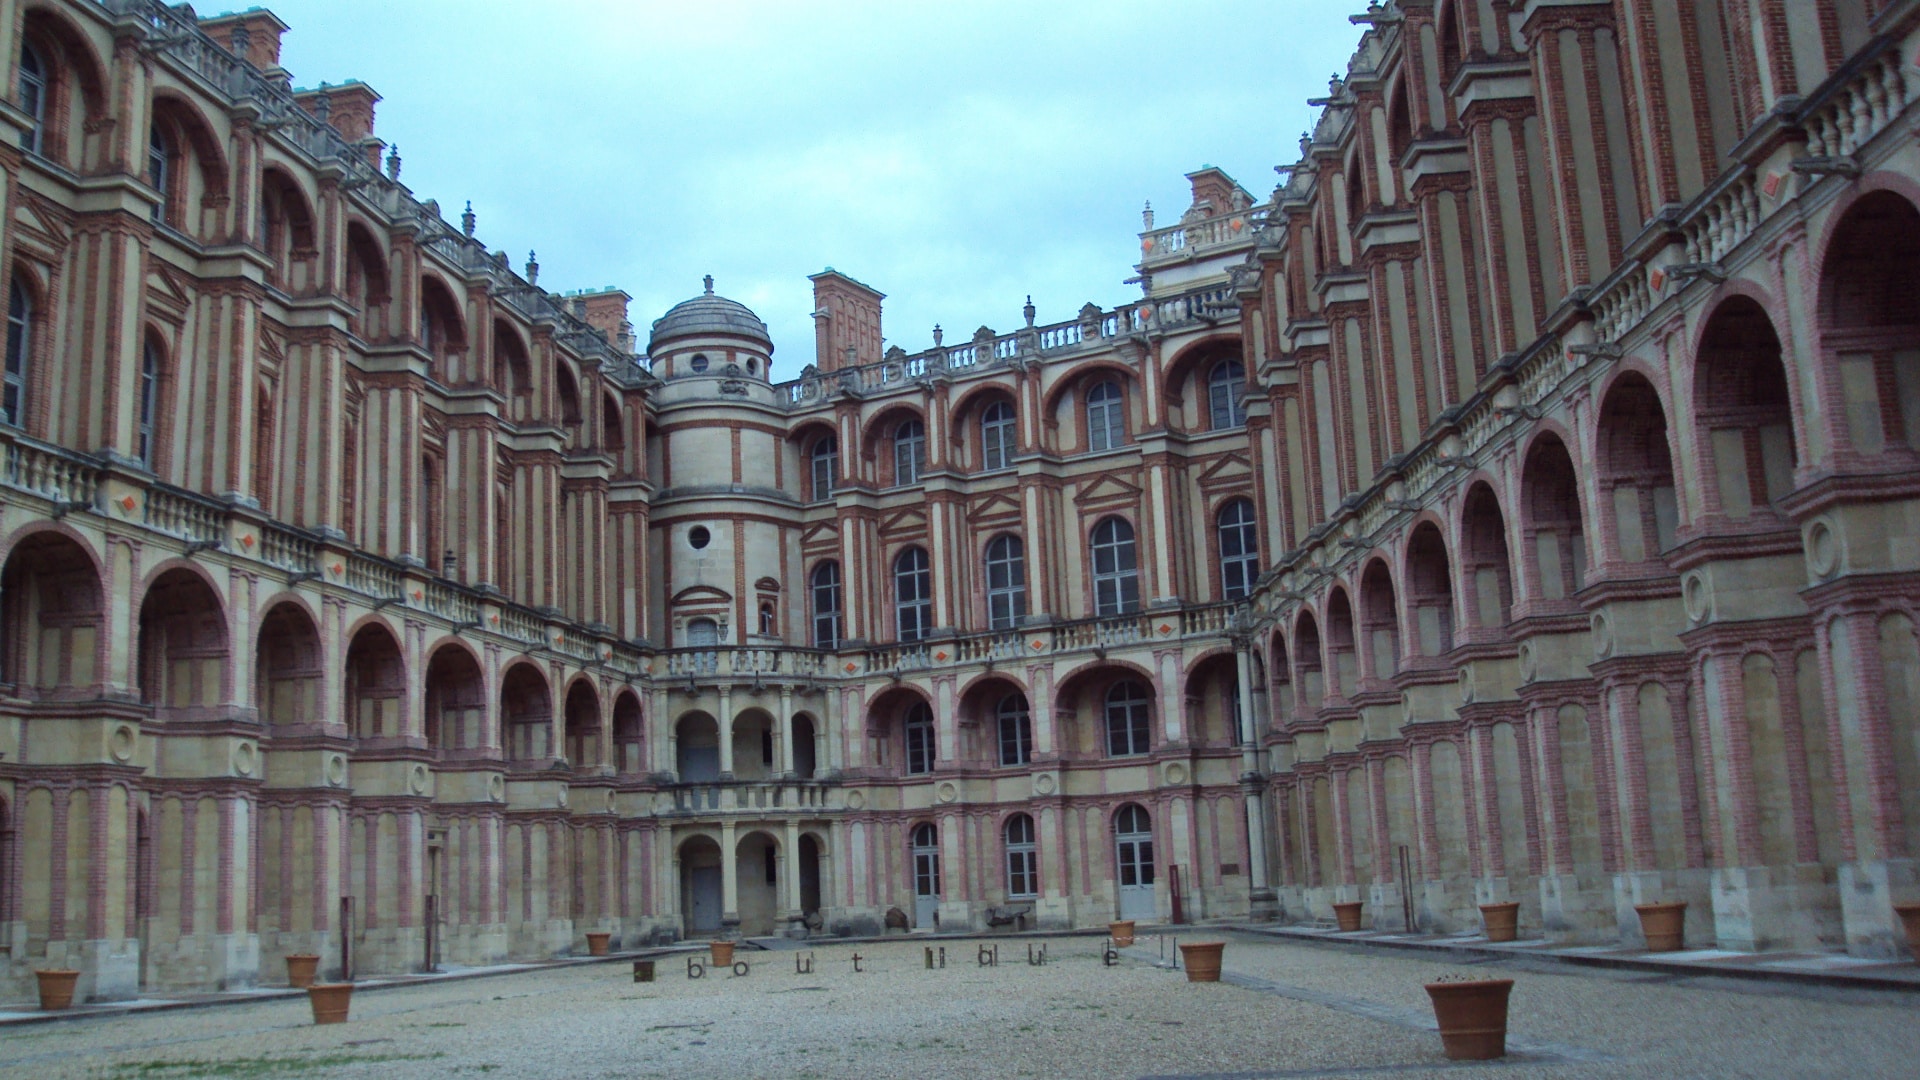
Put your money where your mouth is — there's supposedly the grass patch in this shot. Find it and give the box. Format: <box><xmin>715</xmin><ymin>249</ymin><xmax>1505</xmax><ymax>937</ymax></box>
<box><xmin>106</xmin><ymin>1051</ymin><xmax>446</xmax><ymax>1078</ymax></box>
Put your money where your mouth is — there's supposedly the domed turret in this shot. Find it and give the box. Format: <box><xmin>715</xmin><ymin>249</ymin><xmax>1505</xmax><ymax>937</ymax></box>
<box><xmin>649</xmin><ymin>275</ymin><xmax>772</xmax><ymax>358</ymax></box>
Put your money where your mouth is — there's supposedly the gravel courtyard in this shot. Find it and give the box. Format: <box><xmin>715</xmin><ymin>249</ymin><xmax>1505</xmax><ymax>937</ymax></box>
<box><xmin>2</xmin><ymin>932</ymin><xmax>1917</xmax><ymax>1079</ymax></box>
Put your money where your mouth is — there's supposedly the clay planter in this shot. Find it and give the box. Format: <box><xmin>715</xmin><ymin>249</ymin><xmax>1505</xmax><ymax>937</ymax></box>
<box><xmin>284</xmin><ymin>954</ymin><xmax>320</xmax><ymax>989</ymax></box>
<box><xmin>307</xmin><ymin>983</ymin><xmax>354</xmax><ymax>1024</ymax></box>
<box><xmin>1425</xmin><ymin>978</ymin><xmax>1514</xmax><ymax>1060</ymax></box>
<box><xmin>1333</xmin><ymin>901</ymin><xmax>1365</xmax><ymax>932</ymax></box>
<box><xmin>1479</xmin><ymin>902</ymin><xmax>1521</xmax><ymax>943</ymax></box>
<box><xmin>586</xmin><ymin>932</ymin><xmax>611</xmax><ymax>957</ymax></box>
<box><xmin>709</xmin><ymin>940</ymin><xmax>735</xmax><ymax>967</ymax></box>
<box><xmin>1178</xmin><ymin>941</ymin><xmax>1225</xmax><ymax>983</ymax></box>
<box><xmin>34</xmin><ymin>970</ymin><xmax>80</xmax><ymax>1011</ymax></box>
<box><xmin>1109</xmin><ymin>920</ymin><xmax>1136</xmax><ymax>948</ymax></box>
<box><xmin>1893</xmin><ymin>903</ymin><xmax>1920</xmax><ymax>960</ymax></box>
<box><xmin>1635</xmin><ymin>901</ymin><xmax>1687</xmax><ymax>952</ymax></box>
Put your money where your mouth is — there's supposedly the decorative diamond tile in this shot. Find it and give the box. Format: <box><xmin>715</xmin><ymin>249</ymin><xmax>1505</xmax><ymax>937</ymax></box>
<box><xmin>1031</xmin><ymin>640</ymin><xmax>1046</xmax><ymax>651</ymax></box>
<box><xmin>843</xmin><ymin>661</ymin><xmax>858</xmax><ymax>674</ymax></box>
<box><xmin>119</xmin><ymin>495</ymin><xmax>137</xmax><ymax>513</ymax></box>
<box><xmin>240</xmin><ymin>534</ymin><xmax>255</xmax><ymax>548</ymax></box>
<box><xmin>1158</xmin><ymin>623</ymin><xmax>1173</xmax><ymax>635</ymax></box>
<box><xmin>934</xmin><ymin>650</ymin><xmax>949</xmax><ymax>662</ymax></box>
<box><xmin>329</xmin><ymin>563</ymin><xmax>343</xmax><ymax>576</ymax></box>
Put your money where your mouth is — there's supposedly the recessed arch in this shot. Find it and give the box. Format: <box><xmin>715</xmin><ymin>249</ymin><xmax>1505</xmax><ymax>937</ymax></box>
<box><xmin>424</xmin><ymin>640</ymin><xmax>486</xmax><ymax>753</ymax></box>
<box><xmin>0</xmin><ymin>528</ymin><xmax>103</xmax><ymax>697</ymax></box>
<box><xmin>1693</xmin><ymin>295</ymin><xmax>1798</xmax><ymax>521</ymax></box>
<box><xmin>255</xmin><ymin>601</ymin><xmax>320</xmax><ymax>729</ymax></box>
<box><xmin>500</xmin><ymin>660</ymin><xmax>553</xmax><ymax>763</ymax></box>
<box><xmin>138</xmin><ymin>564</ymin><xmax>230</xmax><ymax>720</ymax></box>
<box><xmin>1519</xmin><ymin>431</ymin><xmax>1586</xmax><ymax>605</ymax></box>
<box><xmin>1404</xmin><ymin>521</ymin><xmax>1455</xmax><ymax>659</ymax></box>
<box><xmin>1596</xmin><ymin>369</ymin><xmax>1679</xmax><ymax>564</ymax></box>
<box><xmin>344</xmin><ymin>620</ymin><xmax>405</xmax><ymax>743</ymax></box>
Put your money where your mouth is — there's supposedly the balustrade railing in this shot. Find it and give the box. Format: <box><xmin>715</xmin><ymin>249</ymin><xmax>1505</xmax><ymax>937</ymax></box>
<box><xmin>143</xmin><ymin>485</ymin><xmax>224</xmax><ymax>545</ymax></box>
<box><xmin>1</xmin><ymin>437</ymin><xmax>99</xmax><ymax>508</ymax></box>
<box><xmin>259</xmin><ymin>522</ymin><xmax>320</xmax><ymax>575</ymax></box>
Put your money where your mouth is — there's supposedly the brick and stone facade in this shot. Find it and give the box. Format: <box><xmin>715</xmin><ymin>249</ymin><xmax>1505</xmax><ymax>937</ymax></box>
<box><xmin>1</xmin><ymin>0</ymin><xmax>1918</xmax><ymax>1005</ymax></box>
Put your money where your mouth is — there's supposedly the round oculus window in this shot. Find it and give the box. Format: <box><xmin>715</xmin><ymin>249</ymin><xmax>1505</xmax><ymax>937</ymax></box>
<box><xmin>689</xmin><ymin>354</ymin><xmax>710</xmax><ymax>373</ymax></box>
<box><xmin>688</xmin><ymin>526</ymin><xmax>711</xmax><ymax>549</ymax></box>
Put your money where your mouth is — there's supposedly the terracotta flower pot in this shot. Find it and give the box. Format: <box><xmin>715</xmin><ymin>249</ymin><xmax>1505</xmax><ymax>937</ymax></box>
<box><xmin>1178</xmin><ymin>941</ymin><xmax>1225</xmax><ymax>982</ymax></box>
<box><xmin>1425</xmin><ymin>978</ymin><xmax>1513</xmax><ymax>1060</ymax></box>
<box><xmin>1893</xmin><ymin>903</ymin><xmax>1920</xmax><ymax>961</ymax></box>
<box><xmin>284</xmin><ymin>954</ymin><xmax>320</xmax><ymax>989</ymax></box>
<box><xmin>34</xmin><ymin>969</ymin><xmax>80</xmax><ymax>1011</ymax></box>
<box><xmin>1333</xmin><ymin>900</ymin><xmax>1365</xmax><ymax>932</ymax></box>
<box><xmin>1479</xmin><ymin>902</ymin><xmax>1521</xmax><ymax>943</ymax></box>
<box><xmin>709</xmin><ymin>940</ymin><xmax>735</xmax><ymax>967</ymax></box>
<box><xmin>1109</xmin><ymin>920</ymin><xmax>1136</xmax><ymax>948</ymax></box>
<box><xmin>586</xmin><ymin>932</ymin><xmax>611</xmax><ymax>957</ymax></box>
<box><xmin>1635</xmin><ymin>901</ymin><xmax>1687</xmax><ymax>952</ymax></box>
<box><xmin>307</xmin><ymin>983</ymin><xmax>353</xmax><ymax>1024</ymax></box>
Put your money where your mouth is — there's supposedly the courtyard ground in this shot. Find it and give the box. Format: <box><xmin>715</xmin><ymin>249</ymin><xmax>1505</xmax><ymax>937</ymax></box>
<box><xmin>1</xmin><ymin>931</ymin><xmax>1916</xmax><ymax>1079</ymax></box>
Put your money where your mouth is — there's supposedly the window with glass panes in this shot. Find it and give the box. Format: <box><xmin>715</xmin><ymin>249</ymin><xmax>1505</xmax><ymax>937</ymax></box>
<box><xmin>1208</xmin><ymin>359</ymin><xmax>1247</xmax><ymax>429</ymax></box>
<box><xmin>981</xmin><ymin>400</ymin><xmax>1016</xmax><ymax>470</ymax></box>
<box><xmin>894</xmin><ymin>419</ymin><xmax>926</xmax><ymax>486</ymax></box>
<box><xmin>1004</xmin><ymin>814</ymin><xmax>1037</xmax><ymax>898</ymax></box>
<box><xmin>905</xmin><ymin>702</ymin><xmax>935</xmax><ymax>774</ymax></box>
<box><xmin>1105</xmin><ymin>680</ymin><xmax>1151</xmax><ymax>757</ymax></box>
<box><xmin>138</xmin><ymin>340</ymin><xmax>160</xmax><ymax>464</ymax></box>
<box><xmin>1087</xmin><ymin>380</ymin><xmax>1124</xmax><ymax>451</ymax></box>
<box><xmin>894</xmin><ymin>547</ymin><xmax>931</xmax><ymax>642</ymax></box>
<box><xmin>984</xmin><ymin>534</ymin><xmax>1026</xmax><ymax>630</ymax></box>
<box><xmin>148</xmin><ymin>125</ymin><xmax>171</xmax><ymax>224</ymax></box>
<box><xmin>5</xmin><ymin>280</ymin><xmax>30</xmax><ymax>427</ymax></box>
<box><xmin>810</xmin><ymin>561</ymin><xmax>842</xmax><ymax>648</ymax></box>
<box><xmin>19</xmin><ymin>44</ymin><xmax>46</xmax><ymax>154</ymax></box>
<box><xmin>811</xmin><ymin>435</ymin><xmax>837</xmax><ymax>499</ymax></box>
<box><xmin>997</xmin><ymin>693</ymin><xmax>1032</xmax><ymax>766</ymax></box>
<box><xmin>1090</xmin><ymin>517</ymin><xmax>1140</xmax><ymax>615</ymax></box>
<box><xmin>1217</xmin><ymin>498</ymin><xmax>1259</xmax><ymax>599</ymax></box>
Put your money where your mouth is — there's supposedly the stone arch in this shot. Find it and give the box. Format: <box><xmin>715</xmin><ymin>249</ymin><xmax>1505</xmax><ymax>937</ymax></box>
<box><xmin>734</xmin><ymin>828</ymin><xmax>783</xmax><ymax>935</ymax></box>
<box><xmin>677</xmin><ymin>833</ymin><xmax>725</xmax><ymax>935</ymax></box>
<box><xmin>342</xmin><ymin>219</ymin><xmax>391</xmax><ymax>340</ymax></box>
<box><xmin>865</xmin><ymin>683</ymin><xmax>935</xmax><ymax>774</ymax></box>
<box><xmin>1817</xmin><ymin>186</ymin><xmax>1920</xmax><ymax>458</ymax></box>
<box><xmin>1519</xmin><ymin>431</ymin><xmax>1586</xmax><ymax>607</ymax></box>
<box><xmin>260</xmin><ymin>167</ymin><xmax>318</xmax><ymax>290</ymax></box>
<box><xmin>1595</xmin><ymin>369</ymin><xmax>1679</xmax><ymax>565</ymax></box>
<box><xmin>344</xmin><ymin>620</ymin><xmax>405</xmax><ymax>744</ymax></box>
<box><xmin>492</xmin><ymin>319</ymin><xmax>534</xmax><ymax>422</ymax></box>
<box><xmin>1267</xmin><ymin>627</ymin><xmax>1293</xmax><ymax>724</ymax></box>
<box><xmin>255</xmin><ymin>601</ymin><xmax>321</xmax><ymax>730</ymax></box>
<box><xmin>1693</xmin><ymin>295</ymin><xmax>1798</xmax><ymax>523</ymax></box>
<box><xmin>148</xmin><ymin>91</ymin><xmax>231</xmax><ymax>237</ymax></box>
<box><xmin>1460</xmin><ymin>481</ymin><xmax>1514</xmax><ymax>633</ymax></box>
<box><xmin>612</xmin><ymin>689</ymin><xmax>645</xmax><ymax>774</ymax></box>
<box><xmin>1182</xmin><ymin>650</ymin><xmax>1241</xmax><ymax>748</ymax></box>
<box><xmin>563</xmin><ymin>677</ymin><xmax>602</xmax><ymax>770</ymax></box>
<box><xmin>675</xmin><ymin>710</ymin><xmax>721</xmax><ymax>781</ymax></box>
<box><xmin>423</xmin><ymin>640</ymin><xmax>486</xmax><ymax>753</ymax></box>
<box><xmin>731</xmin><ymin>706</ymin><xmax>777</xmax><ymax>781</ymax></box>
<box><xmin>19</xmin><ymin>5</ymin><xmax>109</xmax><ymax>167</ymax></box>
<box><xmin>1162</xmin><ymin>335</ymin><xmax>1244</xmax><ymax>431</ymax></box>
<box><xmin>1053</xmin><ymin>660</ymin><xmax>1157</xmax><ymax>761</ymax></box>
<box><xmin>1293</xmin><ymin>609</ymin><xmax>1326</xmax><ymax>712</ymax></box>
<box><xmin>1324</xmin><ymin>586</ymin><xmax>1358</xmax><ymax>699</ymax></box>
<box><xmin>957</xmin><ymin>672</ymin><xmax>1031</xmax><ymax>766</ymax></box>
<box><xmin>500</xmin><ymin>660</ymin><xmax>553</xmax><ymax>763</ymax></box>
<box><xmin>0</xmin><ymin>527</ymin><xmax>103</xmax><ymax>697</ymax></box>
<box><xmin>138</xmin><ymin>565</ymin><xmax>230</xmax><ymax>720</ymax></box>
<box><xmin>1358</xmin><ymin>559</ymin><xmax>1400</xmax><ymax>682</ymax></box>
<box><xmin>1404</xmin><ymin>521</ymin><xmax>1455</xmax><ymax>659</ymax></box>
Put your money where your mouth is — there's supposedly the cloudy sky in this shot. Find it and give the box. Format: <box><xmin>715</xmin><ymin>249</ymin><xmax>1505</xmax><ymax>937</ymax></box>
<box><xmin>265</xmin><ymin>0</ymin><xmax>1362</xmax><ymax>379</ymax></box>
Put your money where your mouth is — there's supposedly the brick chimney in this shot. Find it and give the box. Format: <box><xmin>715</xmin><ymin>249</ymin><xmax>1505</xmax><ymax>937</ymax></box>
<box><xmin>1185</xmin><ymin>166</ymin><xmax>1245</xmax><ymax>218</ymax></box>
<box><xmin>293</xmin><ymin>81</ymin><xmax>381</xmax><ymax>144</ymax></box>
<box><xmin>574</xmin><ymin>288</ymin><xmax>634</xmax><ymax>353</ymax></box>
<box><xmin>198</xmin><ymin>8</ymin><xmax>290</xmax><ymax>72</ymax></box>
<box><xmin>809</xmin><ymin>269</ymin><xmax>884</xmax><ymax>372</ymax></box>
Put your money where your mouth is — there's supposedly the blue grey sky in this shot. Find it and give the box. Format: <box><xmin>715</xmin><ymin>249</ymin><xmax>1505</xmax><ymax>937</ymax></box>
<box><xmin>263</xmin><ymin>0</ymin><xmax>1361</xmax><ymax>378</ymax></box>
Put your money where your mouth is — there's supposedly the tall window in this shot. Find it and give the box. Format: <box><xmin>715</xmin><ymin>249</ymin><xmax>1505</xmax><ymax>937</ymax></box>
<box><xmin>810</xmin><ymin>435</ymin><xmax>837</xmax><ymax>500</ymax></box>
<box><xmin>1087</xmin><ymin>380</ymin><xmax>1124</xmax><ymax>451</ymax></box>
<box><xmin>894</xmin><ymin>547</ymin><xmax>932</xmax><ymax>642</ymax></box>
<box><xmin>1208</xmin><ymin>359</ymin><xmax>1247</xmax><ymax>429</ymax></box>
<box><xmin>894</xmin><ymin>418</ymin><xmax>926</xmax><ymax>486</ymax></box>
<box><xmin>147</xmin><ymin>124</ymin><xmax>171</xmax><ymax>225</ymax></box>
<box><xmin>1217</xmin><ymin>498</ymin><xmax>1259</xmax><ymax>600</ymax></box>
<box><xmin>981</xmin><ymin>400</ymin><xmax>1016</xmax><ymax>471</ymax></box>
<box><xmin>19</xmin><ymin>44</ymin><xmax>46</xmax><ymax>154</ymax></box>
<box><xmin>905</xmin><ymin>702</ymin><xmax>935</xmax><ymax>775</ymax></box>
<box><xmin>138</xmin><ymin>340</ymin><xmax>160</xmax><ymax>465</ymax></box>
<box><xmin>984</xmin><ymin>534</ymin><xmax>1026</xmax><ymax>630</ymax></box>
<box><xmin>1004</xmin><ymin>813</ymin><xmax>1038</xmax><ymax>898</ymax></box>
<box><xmin>759</xmin><ymin>602</ymin><xmax>776</xmax><ymax>636</ymax></box>
<box><xmin>686</xmin><ymin>618</ymin><xmax>719</xmax><ymax>647</ymax></box>
<box><xmin>997</xmin><ymin>692</ymin><xmax>1032</xmax><ymax>767</ymax></box>
<box><xmin>4</xmin><ymin>280</ymin><xmax>29</xmax><ymax>427</ymax></box>
<box><xmin>811</xmin><ymin>561</ymin><xmax>842</xmax><ymax>649</ymax></box>
<box><xmin>1090</xmin><ymin>517</ymin><xmax>1140</xmax><ymax>616</ymax></box>
<box><xmin>1105</xmin><ymin>680</ymin><xmax>1152</xmax><ymax>757</ymax></box>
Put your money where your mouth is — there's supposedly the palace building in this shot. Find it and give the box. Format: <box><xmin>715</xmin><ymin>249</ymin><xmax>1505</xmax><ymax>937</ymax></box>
<box><xmin>3</xmin><ymin>0</ymin><xmax>1920</xmax><ymax>1003</ymax></box>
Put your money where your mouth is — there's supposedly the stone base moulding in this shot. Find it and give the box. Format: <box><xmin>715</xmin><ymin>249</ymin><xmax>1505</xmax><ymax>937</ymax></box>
<box><xmin>1635</xmin><ymin>901</ymin><xmax>1688</xmax><ymax>953</ymax></box>
<box><xmin>1179</xmin><ymin>941</ymin><xmax>1224</xmax><ymax>982</ymax></box>
<box><xmin>34</xmin><ymin>970</ymin><xmax>80</xmax><ymax>1011</ymax></box>
<box><xmin>1425</xmin><ymin>978</ymin><xmax>1513</xmax><ymax>1061</ymax></box>
<box><xmin>1333</xmin><ymin>901</ymin><xmax>1365</xmax><ymax>932</ymax></box>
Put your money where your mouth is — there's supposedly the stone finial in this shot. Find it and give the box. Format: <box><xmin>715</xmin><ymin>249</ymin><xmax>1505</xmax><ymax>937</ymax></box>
<box><xmin>313</xmin><ymin>87</ymin><xmax>332</xmax><ymax>122</ymax></box>
<box><xmin>932</xmin><ymin>324</ymin><xmax>943</xmax><ymax>347</ymax></box>
<box><xmin>703</xmin><ymin>274</ymin><xmax>714</xmax><ymax>295</ymax></box>
<box><xmin>1299</xmin><ymin>130</ymin><xmax>1313</xmax><ymax>157</ymax></box>
<box><xmin>1143</xmin><ymin>201</ymin><xmax>1154</xmax><ymax>230</ymax></box>
<box><xmin>461</xmin><ymin>200</ymin><xmax>475</xmax><ymax>237</ymax></box>
<box><xmin>526</xmin><ymin>251</ymin><xmax>539</xmax><ymax>285</ymax></box>
<box><xmin>385</xmin><ymin>143</ymin><xmax>401</xmax><ymax>180</ymax></box>
<box><xmin>1023</xmin><ymin>295</ymin><xmax>1036</xmax><ymax>327</ymax></box>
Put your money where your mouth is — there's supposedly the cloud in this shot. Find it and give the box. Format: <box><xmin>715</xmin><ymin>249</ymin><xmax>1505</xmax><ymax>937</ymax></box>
<box><xmin>267</xmin><ymin>0</ymin><xmax>1360</xmax><ymax>377</ymax></box>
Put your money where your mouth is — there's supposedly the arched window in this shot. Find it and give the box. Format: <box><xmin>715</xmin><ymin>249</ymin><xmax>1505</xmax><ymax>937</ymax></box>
<box><xmin>894</xmin><ymin>547</ymin><xmax>932</xmax><ymax>642</ymax></box>
<box><xmin>1208</xmin><ymin>359</ymin><xmax>1247</xmax><ymax>429</ymax></box>
<box><xmin>810</xmin><ymin>435</ymin><xmax>837</xmax><ymax>500</ymax></box>
<box><xmin>894</xmin><ymin>418</ymin><xmax>927</xmax><ymax>486</ymax></box>
<box><xmin>984</xmin><ymin>534</ymin><xmax>1026</xmax><ymax>630</ymax></box>
<box><xmin>138</xmin><ymin>338</ymin><xmax>160</xmax><ymax>465</ymax></box>
<box><xmin>1090</xmin><ymin>517</ymin><xmax>1140</xmax><ymax>616</ymax></box>
<box><xmin>148</xmin><ymin>123</ymin><xmax>172</xmax><ymax>225</ymax></box>
<box><xmin>1105</xmin><ymin>680</ymin><xmax>1151</xmax><ymax>757</ymax></box>
<box><xmin>811</xmin><ymin>562</ymin><xmax>842</xmax><ymax>648</ymax></box>
<box><xmin>1004</xmin><ymin>813</ymin><xmax>1038</xmax><ymax>898</ymax></box>
<box><xmin>687</xmin><ymin>617</ymin><xmax>719</xmax><ymax>647</ymax></box>
<box><xmin>997</xmin><ymin>692</ymin><xmax>1032</xmax><ymax>766</ymax></box>
<box><xmin>759</xmin><ymin>601</ymin><xmax>777</xmax><ymax>637</ymax></box>
<box><xmin>905</xmin><ymin>702</ymin><xmax>935</xmax><ymax>774</ymax></box>
<box><xmin>5</xmin><ymin>279</ymin><xmax>30</xmax><ymax>427</ymax></box>
<box><xmin>19</xmin><ymin>44</ymin><xmax>46</xmax><ymax>154</ymax></box>
<box><xmin>981</xmin><ymin>400</ymin><xmax>1016</xmax><ymax>470</ymax></box>
<box><xmin>1087</xmin><ymin>380</ymin><xmax>1125</xmax><ymax>451</ymax></box>
<box><xmin>1217</xmin><ymin>498</ymin><xmax>1259</xmax><ymax>599</ymax></box>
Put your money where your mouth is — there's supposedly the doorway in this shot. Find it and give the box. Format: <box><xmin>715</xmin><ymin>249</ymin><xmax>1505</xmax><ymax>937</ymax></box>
<box><xmin>1115</xmin><ymin>804</ymin><xmax>1156</xmax><ymax>921</ymax></box>
<box><xmin>910</xmin><ymin>823</ymin><xmax>941</xmax><ymax>928</ymax></box>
